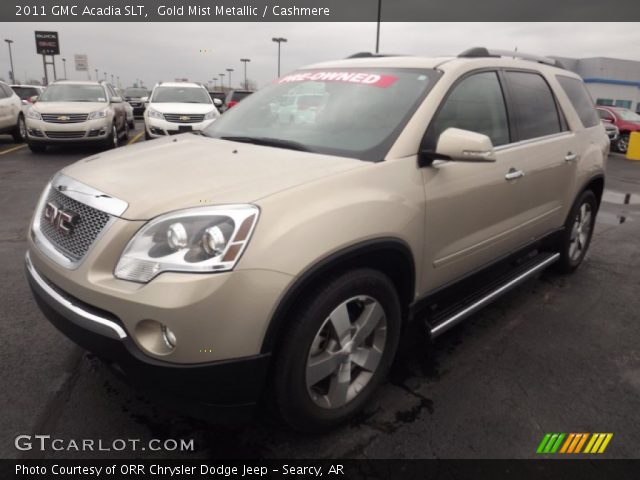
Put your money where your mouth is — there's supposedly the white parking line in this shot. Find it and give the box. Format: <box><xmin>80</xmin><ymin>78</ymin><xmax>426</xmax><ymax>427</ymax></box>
<box><xmin>0</xmin><ymin>144</ymin><xmax>26</xmax><ymax>156</ymax></box>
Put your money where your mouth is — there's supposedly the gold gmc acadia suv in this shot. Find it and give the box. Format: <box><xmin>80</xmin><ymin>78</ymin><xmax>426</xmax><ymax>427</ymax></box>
<box><xmin>25</xmin><ymin>48</ymin><xmax>608</xmax><ymax>431</ymax></box>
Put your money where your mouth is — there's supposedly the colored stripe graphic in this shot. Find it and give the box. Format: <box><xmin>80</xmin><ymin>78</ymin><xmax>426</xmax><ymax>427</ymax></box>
<box><xmin>538</xmin><ymin>433</ymin><xmax>613</xmax><ymax>454</ymax></box>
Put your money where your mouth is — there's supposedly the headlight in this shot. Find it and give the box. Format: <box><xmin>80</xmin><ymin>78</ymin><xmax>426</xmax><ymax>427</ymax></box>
<box><xmin>87</xmin><ymin>108</ymin><xmax>109</xmax><ymax>120</ymax></box>
<box><xmin>146</xmin><ymin>108</ymin><xmax>164</xmax><ymax>120</ymax></box>
<box><xmin>204</xmin><ymin>109</ymin><xmax>218</xmax><ymax>120</ymax></box>
<box><xmin>26</xmin><ymin>107</ymin><xmax>42</xmax><ymax>120</ymax></box>
<box><xmin>115</xmin><ymin>205</ymin><xmax>259</xmax><ymax>283</ymax></box>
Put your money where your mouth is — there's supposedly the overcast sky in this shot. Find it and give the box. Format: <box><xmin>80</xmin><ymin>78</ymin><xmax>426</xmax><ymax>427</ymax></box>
<box><xmin>1</xmin><ymin>22</ymin><xmax>640</xmax><ymax>88</ymax></box>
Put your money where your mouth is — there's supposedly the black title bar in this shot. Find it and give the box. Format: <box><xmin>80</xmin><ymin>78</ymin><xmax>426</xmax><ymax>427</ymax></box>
<box><xmin>3</xmin><ymin>0</ymin><xmax>640</xmax><ymax>22</ymax></box>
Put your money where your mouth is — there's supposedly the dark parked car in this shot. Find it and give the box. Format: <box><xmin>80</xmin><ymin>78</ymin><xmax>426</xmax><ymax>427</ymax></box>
<box><xmin>223</xmin><ymin>89</ymin><xmax>254</xmax><ymax>111</ymax></box>
<box><xmin>597</xmin><ymin>106</ymin><xmax>640</xmax><ymax>153</ymax></box>
<box><xmin>122</xmin><ymin>87</ymin><xmax>150</xmax><ymax>117</ymax></box>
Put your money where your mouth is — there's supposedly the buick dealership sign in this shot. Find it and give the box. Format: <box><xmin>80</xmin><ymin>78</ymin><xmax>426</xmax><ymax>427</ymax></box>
<box><xmin>35</xmin><ymin>31</ymin><xmax>59</xmax><ymax>55</ymax></box>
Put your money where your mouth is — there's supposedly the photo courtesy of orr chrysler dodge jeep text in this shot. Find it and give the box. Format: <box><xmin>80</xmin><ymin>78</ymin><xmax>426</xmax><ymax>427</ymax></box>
<box><xmin>25</xmin><ymin>48</ymin><xmax>607</xmax><ymax>431</ymax></box>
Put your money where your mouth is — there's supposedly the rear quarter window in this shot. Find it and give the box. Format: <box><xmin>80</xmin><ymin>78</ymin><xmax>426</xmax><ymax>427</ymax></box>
<box><xmin>556</xmin><ymin>76</ymin><xmax>600</xmax><ymax>128</ymax></box>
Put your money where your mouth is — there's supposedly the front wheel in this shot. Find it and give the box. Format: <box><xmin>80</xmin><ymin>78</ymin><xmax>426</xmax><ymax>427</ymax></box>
<box><xmin>12</xmin><ymin>114</ymin><xmax>26</xmax><ymax>143</ymax></box>
<box><xmin>616</xmin><ymin>133</ymin><xmax>629</xmax><ymax>153</ymax></box>
<box><xmin>555</xmin><ymin>190</ymin><xmax>597</xmax><ymax>273</ymax></box>
<box><xmin>273</xmin><ymin>269</ymin><xmax>401</xmax><ymax>432</ymax></box>
<box><xmin>104</xmin><ymin>124</ymin><xmax>119</xmax><ymax>150</ymax></box>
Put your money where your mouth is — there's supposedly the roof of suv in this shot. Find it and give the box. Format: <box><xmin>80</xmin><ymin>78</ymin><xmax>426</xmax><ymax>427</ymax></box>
<box><xmin>304</xmin><ymin>49</ymin><xmax>576</xmax><ymax>78</ymax></box>
<box><xmin>50</xmin><ymin>80</ymin><xmax>107</xmax><ymax>86</ymax></box>
<box><xmin>155</xmin><ymin>82</ymin><xmax>204</xmax><ymax>89</ymax></box>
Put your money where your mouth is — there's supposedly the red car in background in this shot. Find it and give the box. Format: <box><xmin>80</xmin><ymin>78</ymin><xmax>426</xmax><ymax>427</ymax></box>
<box><xmin>597</xmin><ymin>106</ymin><xmax>640</xmax><ymax>153</ymax></box>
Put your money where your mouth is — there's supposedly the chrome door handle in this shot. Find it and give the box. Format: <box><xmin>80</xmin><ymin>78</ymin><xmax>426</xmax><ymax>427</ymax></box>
<box><xmin>565</xmin><ymin>152</ymin><xmax>578</xmax><ymax>162</ymax></box>
<box><xmin>505</xmin><ymin>169</ymin><xmax>525</xmax><ymax>181</ymax></box>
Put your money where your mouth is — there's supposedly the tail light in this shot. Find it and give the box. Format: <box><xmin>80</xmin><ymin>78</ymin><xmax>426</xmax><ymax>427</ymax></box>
<box><xmin>227</xmin><ymin>100</ymin><xmax>238</xmax><ymax>109</ymax></box>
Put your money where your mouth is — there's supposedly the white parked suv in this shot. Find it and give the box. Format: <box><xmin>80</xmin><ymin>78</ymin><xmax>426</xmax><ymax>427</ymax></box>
<box><xmin>144</xmin><ymin>82</ymin><xmax>219</xmax><ymax>139</ymax></box>
<box><xmin>0</xmin><ymin>81</ymin><xmax>26</xmax><ymax>142</ymax></box>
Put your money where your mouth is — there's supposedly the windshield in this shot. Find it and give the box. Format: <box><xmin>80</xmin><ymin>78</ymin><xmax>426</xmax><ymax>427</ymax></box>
<box><xmin>615</xmin><ymin>109</ymin><xmax>640</xmax><ymax>122</ymax></box>
<box><xmin>203</xmin><ymin>68</ymin><xmax>439</xmax><ymax>161</ymax></box>
<box><xmin>123</xmin><ymin>88</ymin><xmax>149</xmax><ymax>98</ymax></box>
<box><xmin>151</xmin><ymin>86</ymin><xmax>212</xmax><ymax>104</ymax></box>
<box><xmin>12</xmin><ymin>86</ymin><xmax>40</xmax><ymax>100</ymax></box>
<box><xmin>38</xmin><ymin>84</ymin><xmax>107</xmax><ymax>103</ymax></box>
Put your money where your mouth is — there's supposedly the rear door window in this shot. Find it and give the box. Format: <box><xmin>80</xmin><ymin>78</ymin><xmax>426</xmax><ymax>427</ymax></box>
<box><xmin>505</xmin><ymin>71</ymin><xmax>562</xmax><ymax>141</ymax></box>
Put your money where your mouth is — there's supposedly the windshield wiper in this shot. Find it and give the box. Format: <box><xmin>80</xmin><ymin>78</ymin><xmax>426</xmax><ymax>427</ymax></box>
<box><xmin>219</xmin><ymin>136</ymin><xmax>313</xmax><ymax>152</ymax></box>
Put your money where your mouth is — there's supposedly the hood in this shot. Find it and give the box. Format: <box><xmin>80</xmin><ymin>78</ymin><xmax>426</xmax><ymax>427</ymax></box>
<box><xmin>149</xmin><ymin>103</ymin><xmax>215</xmax><ymax>114</ymax></box>
<box><xmin>61</xmin><ymin>134</ymin><xmax>366</xmax><ymax>220</ymax></box>
<box><xmin>33</xmin><ymin>102</ymin><xmax>109</xmax><ymax>114</ymax></box>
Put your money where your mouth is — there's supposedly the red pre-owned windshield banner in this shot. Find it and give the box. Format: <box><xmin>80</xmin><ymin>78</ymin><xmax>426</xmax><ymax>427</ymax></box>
<box><xmin>278</xmin><ymin>71</ymin><xmax>399</xmax><ymax>87</ymax></box>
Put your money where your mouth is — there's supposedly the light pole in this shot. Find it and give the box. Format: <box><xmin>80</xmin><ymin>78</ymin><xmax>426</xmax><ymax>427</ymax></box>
<box><xmin>375</xmin><ymin>0</ymin><xmax>382</xmax><ymax>53</ymax></box>
<box><xmin>95</xmin><ymin>68</ymin><xmax>98</xmax><ymax>81</ymax></box>
<box><xmin>62</xmin><ymin>58</ymin><xmax>67</xmax><ymax>79</ymax></box>
<box><xmin>212</xmin><ymin>78</ymin><xmax>217</xmax><ymax>90</ymax></box>
<box><xmin>116</xmin><ymin>75</ymin><xmax>120</xmax><ymax>88</ymax></box>
<box><xmin>240</xmin><ymin>58</ymin><xmax>250</xmax><ymax>89</ymax></box>
<box><xmin>218</xmin><ymin>73</ymin><xmax>225</xmax><ymax>91</ymax></box>
<box><xmin>226</xmin><ymin>68</ymin><xmax>234</xmax><ymax>89</ymax></box>
<box><xmin>111</xmin><ymin>74</ymin><xmax>114</xmax><ymax>85</ymax></box>
<box><xmin>103</xmin><ymin>71</ymin><xmax>107</xmax><ymax>82</ymax></box>
<box><xmin>4</xmin><ymin>39</ymin><xmax>15</xmax><ymax>83</ymax></box>
<box><xmin>272</xmin><ymin>37</ymin><xmax>287</xmax><ymax>77</ymax></box>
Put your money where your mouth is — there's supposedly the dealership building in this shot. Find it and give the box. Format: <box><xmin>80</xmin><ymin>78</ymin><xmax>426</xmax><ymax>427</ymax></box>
<box><xmin>554</xmin><ymin>56</ymin><xmax>640</xmax><ymax>112</ymax></box>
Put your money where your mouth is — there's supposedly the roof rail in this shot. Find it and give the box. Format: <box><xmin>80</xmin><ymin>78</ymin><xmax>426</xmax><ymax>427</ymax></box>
<box><xmin>346</xmin><ymin>52</ymin><xmax>403</xmax><ymax>59</ymax></box>
<box><xmin>458</xmin><ymin>47</ymin><xmax>566</xmax><ymax>69</ymax></box>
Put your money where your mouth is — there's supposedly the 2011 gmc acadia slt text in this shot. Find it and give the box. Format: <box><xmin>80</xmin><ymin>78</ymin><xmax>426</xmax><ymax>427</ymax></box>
<box><xmin>25</xmin><ymin>48</ymin><xmax>607</xmax><ymax>431</ymax></box>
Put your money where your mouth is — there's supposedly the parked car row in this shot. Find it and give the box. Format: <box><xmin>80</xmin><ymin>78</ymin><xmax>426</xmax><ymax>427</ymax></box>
<box><xmin>597</xmin><ymin>106</ymin><xmax>640</xmax><ymax>153</ymax></box>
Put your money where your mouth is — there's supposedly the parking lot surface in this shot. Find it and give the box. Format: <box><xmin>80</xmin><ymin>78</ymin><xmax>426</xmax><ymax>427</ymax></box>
<box><xmin>1</xmin><ymin>128</ymin><xmax>639</xmax><ymax>459</ymax></box>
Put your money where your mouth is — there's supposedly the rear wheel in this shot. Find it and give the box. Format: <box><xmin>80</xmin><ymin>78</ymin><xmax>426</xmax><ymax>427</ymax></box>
<box><xmin>616</xmin><ymin>133</ymin><xmax>629</xmax><ymax>153</ymax></box>
<box><xmin>555</xmin><ymin>190</ymin><xmax>597</xmax><ymax>273</ymax></box>
<box><xmin>273</xmin><ymin>269</ymin><xmax>401</xmax><ymax>432</ymax></box>
<box><xmin>12</xmin><ymin>114</ymin><xmax>26</xmax><ymax>143</ymax></box>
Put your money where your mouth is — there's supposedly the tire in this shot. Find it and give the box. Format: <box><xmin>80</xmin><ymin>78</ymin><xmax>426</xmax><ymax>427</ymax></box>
<box><xmin>12</xmin><ymin>114</ymin><xmax>26</xmax><ymax>143</ymax></box>
<box><xmin>555</xmin><ymin>190</ymin><xmax>597</xmax><ymax>273</ymax></box>
<box><xmin>128</xmin><ymin>119</ymin><xmax>135</xmax><ymax>129</ymax></box>
<box><xmin>616</xmin><ymin>133</ymin><xmax>629</xmax><ymax>153</ymax></box>
<box><xmin>28</xmin><ymin>142</ymin><xmax>47</xmax><ymax>153</ymax></box>
<box><xmin>144</xmin><ymin>129</ymin><xmax>152</xmax><ymax>141</ymax></box>
<box><xmin>104</xmin><ymin>124</ymin><xmax>119</xmax><ymax>150</ymax></box>
<box><xmin>273</xmin><ymin>269</ymin><xmax>402</xmax><ymax>432</ymax></box>
<box><xmin>123</xmin><ymin>119</ymin><xmax>130</xmax><ymax>140</ymax></box>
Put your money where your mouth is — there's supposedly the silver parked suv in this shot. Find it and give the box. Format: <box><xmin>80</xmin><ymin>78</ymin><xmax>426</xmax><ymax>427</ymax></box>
<box><xmin>25</xmin><ymin>80</ymin><xmax>128</xmax><ymax>152</ymax></box>
<box><xmin>25</xmin><ymin>48</ymin><xmax>607</xmax><ymax>431</ymax></box>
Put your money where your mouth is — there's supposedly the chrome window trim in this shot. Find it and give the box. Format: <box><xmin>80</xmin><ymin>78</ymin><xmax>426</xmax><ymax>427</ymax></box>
<box><xmin>494</xmin><ymin>131</ymin><xmax>574</xmax><ymax>152</ymax></box>
<box><xmin>25</xmin><ymin>252</ymin><xmax>127</xmax><ymax>340</ymax></box>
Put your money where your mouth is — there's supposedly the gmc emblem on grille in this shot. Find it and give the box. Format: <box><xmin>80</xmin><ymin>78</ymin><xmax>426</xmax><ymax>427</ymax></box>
<box><xmin>44</xmin><ymin>202</ymin><xmax>78</xmax><ymax>235</ymax></box>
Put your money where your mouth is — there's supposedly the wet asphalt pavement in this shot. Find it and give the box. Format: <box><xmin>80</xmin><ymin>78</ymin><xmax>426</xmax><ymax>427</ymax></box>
<box><xmin>1</xmin><ymin>127</ymin><xmax>639</xmax><ymax>459</ymax></box>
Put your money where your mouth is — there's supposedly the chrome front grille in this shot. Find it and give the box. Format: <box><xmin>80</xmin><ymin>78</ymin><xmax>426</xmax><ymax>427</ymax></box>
<box><xmin>164</xmin><ymin>113</ymin><xmax>205</xmax><ymax>123</ymax></box>
<box><xmin>41</xmin><ymin>113</ymin><xmax>89</xmax><ymax>123</ymax></box>
<box><xmin>45</xmin><ymin>131</ymin><xmax>86</xmax><ymax>139</ymax></box>
<box><xmin>39</xmin><ymin>188</ymin><xmax>112</xmax><ymax>261</ymax></box>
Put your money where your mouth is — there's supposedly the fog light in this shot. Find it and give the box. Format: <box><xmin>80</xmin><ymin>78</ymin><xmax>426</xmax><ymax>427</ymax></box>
<box><xmin>135</xmin><ymin>319</ymin><xmax>177</xmax><ymax>355</ymax></box>
<box><xmin>162</xmin><ymin>325</ymin><xmax>177</xmax><ymax>349</ymax></box>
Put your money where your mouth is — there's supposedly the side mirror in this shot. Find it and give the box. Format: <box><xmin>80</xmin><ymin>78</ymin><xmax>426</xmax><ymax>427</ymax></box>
<box><xmin>420</xmin><ymin>128</ymin><xmax>496</xmax><ymax>166</ymax></box>
<box><xmin>22</xmin><ymin>99</ymin><xmax>29</xmax><ymax>105</ymax></box>
<box><xmin>30</xmin><ymin>95</ymin><xmax>38</xmax><ymax>103</ymax></box>
<box><xmin>213</xmin><ymin>98</ymin><xmax>222</xmax><ymax>107</ymax></box>
<box><xmin>111</xmin><ymin>96</ymin><xmax>123</xmax><ymax>103</ymax></box>
<box><xmin>140</xmin><ymin>96</ymin><xmax>148</xmax><ymax>103</ymax></box>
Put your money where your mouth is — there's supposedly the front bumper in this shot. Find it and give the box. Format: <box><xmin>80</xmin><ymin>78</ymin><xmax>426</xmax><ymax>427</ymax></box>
<box><xmin>25</xmin><ymin>252</ymin><xmax>271</xmax><ymax>414</ymax></box>
<box><xmin>144</xmin><ymin>116</ymin><xmax>216</xmax><ymax>138</ymax></box>
<box><xmin>25</xmin><ymin>117</ymin><xmax>111</xmax><ymax>144</ymax></box>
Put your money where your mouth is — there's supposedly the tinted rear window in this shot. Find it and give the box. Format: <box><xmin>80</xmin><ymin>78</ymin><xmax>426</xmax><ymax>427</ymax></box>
<box><xmin>12</xmin><ymin>86</ymin><xmax>39</xmax><ymax>100</ymax></box>
<box><xmin>556</xmin><ymin>76</ymin><xmax>600</xmax><ymax>128</ymax></box>
<box><xmin>506</xmin><ymin>71</ymin><xmax>562</xmax><ymax>141</ymax></box>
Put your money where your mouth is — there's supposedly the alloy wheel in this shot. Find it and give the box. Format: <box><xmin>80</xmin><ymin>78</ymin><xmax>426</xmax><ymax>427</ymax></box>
<box><xmin>305</xmin><ymin>295</ymin><xmax>387</xmax><ymax>409</ymax></box>
<box><xmin>569</xmin><ymin>202</ymin><xmax>593</xmax><ymax>261</ymax></box>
